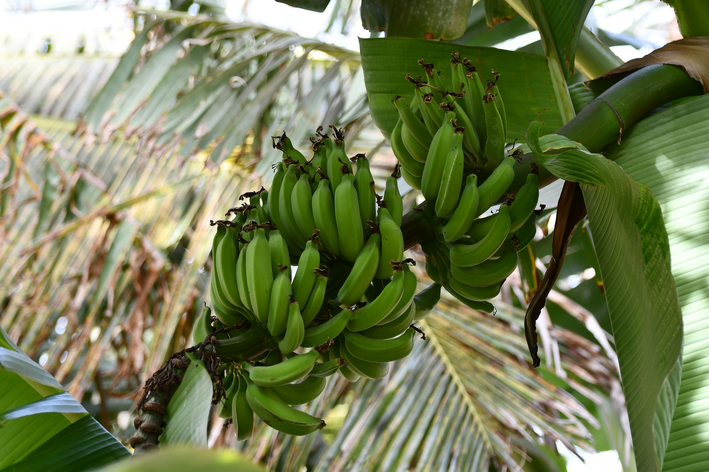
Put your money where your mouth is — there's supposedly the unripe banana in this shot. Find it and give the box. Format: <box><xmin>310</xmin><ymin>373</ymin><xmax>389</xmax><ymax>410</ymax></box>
<box><xmin>246</xmin><ymin>349</ymin><xmax>319</xmax><ymax>387</ymax></box>
<box><xmin>445</xmin><ymin>286</ymin><xmax>496</xmax><ymax>313</ymax></box>
<box><xmin>302</xmin><ymin>308</ymin><xmax>353</xmax><ymax>347</ymax></box>
<box><xmin>245</xmin><ymin>379</ymin><xmax>325</xmax><ymax>435</ymax></box>
<box><xmin>278</xmin><ymin>301</ymin><xmax>305</xmax><ymax>354</ymax></box>
<box><xmin>310</xmin><ymin>357</ymin><xmax>346</xmax><ymax>377</ymax></box>
<box><xmin>390</xmin><ymin>119</ymin><xmax>425</xmax><ymax>177</ymax></box>
<box><xmin>301</xmin><ymin>269</ymin><xmax>328</xmax><ymax>326</ymax></box>
<box><xmin>451</xmin><ymin>53</ymin><xmax>475</xmax><ymax>121</ymax></box>
<box><xmin>343</xmin><ymin>327</ymin><xmax>417</xmax><ymax>363</ymax></box>
<box><xmin>464</xmin><ymin>65</ymin><xmax>487</xmax><ymax>143</ymax></box>
<box><xmin>376</xmin><ymin>264</ymin><xmax>417</xmax><ymax>325</ymax></box>
<box><xmin>291</xmin><ymin>173</ymin><xmax>317</xmax><ymax>241</ymax></box>
<box><xmin>292</xmin><ymin>238</ymin><xmax>321</xmax><ymax>307</ymax></box>
<box><xmin>375</xmin><ymin>208</ymin><xmax>404</xmax><ymax>280</ymax></box>
<box><xmin>383</xmin><ymin>169</ymin><xmax>403</xmax><ymax>227</ymax></box>
<box><xmin>442</xmin><ymin>174</ymin><xmax>480</xmax><ymax>243</ymax></box>
<box><xmin>415</xmin><ymin>86</ymin><xmax>440</xmax><ymax>135</ymax></box>
<box><xmin>400</xmin><ymin>165</ymin><xmax>422</xmax><ymax>190</ymax></box>
<box><xmin>449</xmin><ymin>101</ymin><xmax>483</xmax><ymax>163</ymax></box>
<box><xmin>232</xmin><ymin>373</ymin><xmax>254</xmax><ymax>441</ymax></box>
<box><xmin>268</xmin><ymin>163</ymin><xmax>299</xmax><ymax>254</ymax></box>
<box><xmin>334</xmin><ymin>172</ymin><xmax>364</xmax><ymax>263</ymax></box>
<box><xmin>446</xmin><ymin>276</ymin><xmax>503</xmax><ymax>301</ymax></box>
<box><xmin>347</xmin><ymin>267</ymin><xmax>405</xmax><ymax>332</ymax></box>
<box><xmin>339</xmin><ymin>341</ymin><xmax>390</xmax><ymax>379</ymax></box>
<box><xmin>487</xmin><ymin>71</ymin><xmax>507</xmax><ymax>138</ymax></box>
<box><xmin>331</xmin><ymin>341</ymin><xmax>360</xmax><ymax>382</ymax></box>
<box><xmin>337</xmin><ymin>232</ymin><xmax>381</xmax><ymax>306</ymax></box>
<box><xmin>434</xmin><ymin>129</ymin><xmax>465</xmax><ymax>218</ymax></box>
<box><xmin>275</xmin><ymin>132</ymin><xmax>307</xmax><ymax>165</ymax></box>
<box><xmin>482</xmin><ymin>93</ymin><xmax>505</xmax><ymax>167</ymax></box>
<box><xmin>268</xmin><ymin>230</ymin><xmax>291</xmax><ymax>279</ymax></box>
<box><xmin>218</xmin><ymin>373</ymin><xmax>240</xmax><ymax>419</ymax></box>
<box><xmin>393</xmin><ymin>96</ymin><xmax>432</xmax><ymax>149</ymax></box>
<box><xmin>326</xmin><ymin>135</ymin><xmax>351</xmax><ymax>191</ymax></box>
<box><xmin>192</xmin><ymin>305</ymin><xmax>213</xmax><ymax>345</ymax></box>
<box><xmin>450</xmin><ymin>243</ymin><xmax>518</xmax><ymax>287</ymax></box>
<box><xmin>245</xmin><ymin>227</ymin><xmax>273</xmax><ymax>325</ymax></box>
<box><xmin>421</xmin><ymin>114</ymin><xmax>455</xmax><ymax>201</ymax></box>
<box><xmin>353</xmin><ymin>155</ymin><xmax>376</xmax><ymax>237</ymax></box>
<box><xmin>508</xmin><ymin>170</ymin><xmax>539</xmax><ymax>232</ymax></box>
<box><xmin>215</xmin><ymin>226</ymin><xmax>242</xmax><ymax>308</ymax></box>
<box><xmin>450</xmin><ymin>204</ymin><xmax>511</xmax><ymax>267</ymax></box>
<box><xmin>214</xmin><ymin>324</ymin><xmax>276</xmax><ymax>361</ymax></box>
<box><xmin>210</xmin><ymin>278</ymin><xmax>248</xmax><ymax>326</ymax></box>
<box><xmin>362</xmin><ymin>302</ymin><xmax>416</xmax><ymax>340</ymax></box>
<box><xmin>475</xmin><ymin>156</ymin><xmax>515</xmax><ymax>218</ymax></box>
<box><xmin>401</xmin><ymin>122</ymin><xmax>429</xmax><ymax>163</ymax></box>
<box><xmin>236</xmin><ymin>244</ymin><xmax>252</xmax><ymax>313</ymax></box>
<box><xmin>272</xmin><ymin>375</ymin><xmax>327</xmax><ymax>405</ymax></box>
<box><xmin>413</xmin><ymin>282</ymin><xmax>442</xmax><ymax>319</ymax></box>
<box><xmin>510</xmin><ymin>212</ymin><xmax>537</xmax><ymax>253</ymax></box>
<box><xmin>267</xmin><ymin>267</ymin><xmax>291</xmax><ymax>337</ymax></box>
<box><xmin>312</xmin><ymin>179</ymin><xmax>341</xmax><ymax>256</ymax></box>
<box><xmin>279</xmin><ymin>163</ymin><xmax>304</xmax><ymax>247</ymax></box>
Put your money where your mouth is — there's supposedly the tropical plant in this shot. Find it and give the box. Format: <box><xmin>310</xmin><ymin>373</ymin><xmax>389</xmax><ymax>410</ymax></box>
<box><xmin>1</xmin><ymin>0</ymin><xmax>708</xmax><ymax>471</ymax></box>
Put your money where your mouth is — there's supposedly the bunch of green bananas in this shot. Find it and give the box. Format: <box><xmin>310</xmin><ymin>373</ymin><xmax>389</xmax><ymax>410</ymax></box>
<box><xmin>390</xmin><ymin>54</ymin><xmax>540</xmax><ymax>309</ymax></box>
<box><xmin>194</xmin><ymin>127</ymin><xmax>435</xmax><ymax>438</ymax></box>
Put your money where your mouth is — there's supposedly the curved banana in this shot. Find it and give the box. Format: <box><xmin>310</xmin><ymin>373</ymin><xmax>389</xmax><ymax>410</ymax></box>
<box><xmin>508</xmin><ymin>170</ymin><xmax>539</xmax><ymax>232</ymax></box>
<box><xmin>278</xmin><ymin>163</ymin><xmax>303</xmax><ymax>248</ymax></box>
<box><xmin>450</xmin><ymin>101</ymin><xmax>483</xmax><ymax>163</ymax></box>
<box><xmin>246</xmin><ymin>349</ymin><xmax>319</xmax><ymax>387</ymax></box>
<box><xmin>192</xmin><ymin>305</ymin><xmax>213</xmax><ymax>345</ymax></box>
<box><xmin>236</xmin><ymin>244</ymin><xmax>252</xmax><ymax>313</ymax></box>
<box><xmin>510</xmin><ymin>212</ymin><xmax>537</xmax><ymax>253</ymax></box>
<box><xmin>339</xmin><ymin>341</ymin><xmax>390</xmax><ymax>379</ymax></box>
<box><xmin>375</xmin><ymin>208</ymin><xmax>404</xmax><ymax>280</ymax></box>
<box><xmin>362</xmin><ymin>302</ymin><xmax>416</xmax><ymax>340</ymax></box>
<box><xmin>450</xmin><ymin>204</ymin><xmax>511</xmax><ymax>267</ymax></box>
<box><xmin>445</xmin><ymin>285</ymin><xmax>496</xmax><ymax>313</ymax></box>
<box><xmin>400</xmin><ymin>165</ymin><xmax>422</xmax><ymax>190</ymax></box>
<box><xmin>267</xmin><ymin>268</ymin><xmax>291</xmax><ymax>337</ymax></box>
<box><xmin>337</xmin><ymin>232</ymin><xmax>381</xmax><ymax>306</ymax></box>
<box><xmin>343</xmin><ymin>327</ymin><xmax>417</xmax><ymax>363</ymax></box>
<box><xmin>401</xmin><ymin>122</ymin><xmax>429</xmax><ymax>163</ymax></box>
<box><xmin>354</xmin><ymin>156</ymin><xmax>376</xmax><ymax>236</ymax></box>
<box><xmin>475</xmin><ymin>156</ymin><xmax>515</xmax><ymax>218</ymax></box>
<box><xmin>302</xmin><ymin>308</ymin><xmax>353</xmax><ymax>347</ymax></box>
<box><xmin>232</xmin><ymin>373</ymin><xmax>254</xmax><ymax>440</ymax></box>
<box><xmin>214</xmin><ymin>324</ymin><xmax>276</xmax><ymax>361</ymax></box>
<box><xmin>245</xmin><ymin>227</ymin><xmax>273</xmax><ymax>325</ymax></box>
<box><xmin>310</xmin><ymin>357</ymin><xmax>345</xmax><ymax>377</ymax></box>
<box><xmin>215</xmin><ymin>226</ymin><xmax>242</xmax><ymax>308</ymax></box>
<box><xmin>413</xmin><ymin>282</ymin><xmax>442</xmax><ymax>320</ymax></box>
<box><xmin>331</xmin><ymin>341</ymin><xmax>360</xmax><ymax>382</ymax></box>
<box><xmin>301</xmin><ymin>270</ymin><xmax>328</xmax><ymax>326</ymax></box>
<box><xmin>326</xmin><ymin>136</ymin><xmax>351</xmax><ymax>191</ymax></box>
<box><xmin>268</xmin><ymin>163</ymin><xmax>286</xmax><ymax>237</ymax></box>
<box><xmin>442</xmin><ymin>174</ymin><xmax>480</xmax><ymax>243</ymax></box>
<box><xmin>334</xmin><ymin>172</ymin><xmax>364</xmax><ymax>263</ymax></box>
<box><xmin>245</xmin><ymin>379</ymin><xmax>324</xmax><ymax>435</ymax></box>
<box><xmin>434</xmin><ymin>128</ymin><xmax>465</xmax><ymax>218</ymax></box>
<box><xmin>291</xmin><ymin>173</ymin><xmax>317</xmax><ymax>241</ymax></box>
<box><xmin>451</xmin><ymin>54</ymin><xmax>475</xmax><ymax>121</ymax></box>
<box><xmin>482</xmin><ymin>93</ymin><xmax>505</xmax><ymax>167</ymax></box>
<box><xmin>347</xmin><ymin>267</ymin><xmax>405</xmax><ymax>332</ymax></box>
<box><xmin>447</xmin><ymin>276</ymin><xmax>503</xmax><ymax>301</ymax></box>
<box><xmin>292</xmin><ymin>238</ymin><xmax>321</xmax><ymax>307</ymax></box>
<box><xmin>384</xmin><ymin>170</ymin><xmax>403</xmax><ymax>227</ymax></box>
<box><xmin>312</xmin><ymin>179</ymin><xmax>341</xmax><ymax>256</ymax></box>
<box><xmin>421</xmin><ymin>115</ymin><xmax>455</xmax><ymax>201</ymax></box>
<box><xmin>464</xmin><ymin>65</ymin><xmax>487</xmax><ymax>143</ymax></box>
<box><xmin>390</xmin><ymin>119</ymin><xmax>425</xmax><ymax>177</ymax></box>
<box><xmin>268</xmin><ymin>230</ymin><xmax>291</xmax><ymax>278</ymax></box>
<box><xmin>276</xmin><ymin>132</ymin><xmax>307</xmax><ymax>165</ymax></box>
<box><xmin>415</xmin><ymin>86</ymin><xmax>439</xmax><ymax>135</ymax></box>
<box><xmin>450</xmin><ymin>243</ymin><xmax>518</xmax><ymax>287</ymax></box>
<box><xmin>487</xmin><ymin>72</ymin><xmax>507</xmax><ymax>138</ymax></box>
<box><xmin>218</xmin><ymin>373</ymin><xmax>240</xmax><ymax>419</ymax></box>
<box><xmin>272</xmin><ymin>375</ymin><xmax>327</xmax><ymax>405</ymax></box>
<box><xmin>210</xmin><ymin>280</ymin><xmax>248</xmax><ymax>327</ymax></box>
<box><xmin>393</xmin><ymin>96</ymin><xmax>432</xmax><ymax>149</ymax></box>
<box><xmin>376</xmin><ymin>264</ymin><xmax>417</xmax><ymax>325</ymax></box>
<box><xmin>278</xmin><ymin>301</ymin><xmax>305</xmax><ymax>354</ymax></box>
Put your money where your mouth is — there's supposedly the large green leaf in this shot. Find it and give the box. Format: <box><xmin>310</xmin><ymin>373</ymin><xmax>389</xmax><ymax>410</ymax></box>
<box><xmin>605</xmin><ymin>94</ymin><xmax>709</xmax><ymax>472</ymax></box>
<box><xmin>359</xmin><ymin>37</ymin><xmax>564</xmax><ymax>140</ymax></box>
<box><xmin>159</xmin><ymin>358</ymin><xmax>213</xmax><ymax>447</ymax></box>
<box><xmin>527</xmin><ymin>122</ymin><xmax>683</xmax><ymax>472</ymax></box>
<box><xmin>0</xmin><ymin>328</ymin><xmax>129</xmax><ymax>471</ymax></box>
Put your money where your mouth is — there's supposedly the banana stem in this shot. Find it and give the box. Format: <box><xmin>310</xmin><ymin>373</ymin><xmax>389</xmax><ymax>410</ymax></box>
<box><xmin>402</xmin><ymin>209</ymin><xmax>437</xmax><ymax>251</ymax></box>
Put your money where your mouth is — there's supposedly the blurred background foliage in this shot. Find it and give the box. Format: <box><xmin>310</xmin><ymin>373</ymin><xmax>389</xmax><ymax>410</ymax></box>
<box><xmin>0</xmin><ymin>0</ymin><xmax>683</xmax><ymax>470</ymax></box>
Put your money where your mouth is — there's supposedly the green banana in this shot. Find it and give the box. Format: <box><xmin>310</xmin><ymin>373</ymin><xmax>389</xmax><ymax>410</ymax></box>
<box><xmin>413</xmin><ymin>282</ymin><xmax>442</xmax><ymax>320</ymax></box>
<box><xmin>272</xmin><ymin>375</ymin><xmax>327</xmax><ymax>405</ymax></box>
<box><xmin>326</xmin><ymin>133</ymin><xmax>351</xmax><ymax>191</ymax></box>
<box><xmin>393</xmin><ymin>96</ymin><xmax>432</xmax><ymax>149</ymax></box>
<box><xmin>278</xmin><ymin>163</ymin><xmax>303</xmax><ymax>247</ymax></box>
<box><xmin>446</xmin><ymin>276</ymin><xmax>503</xmax><ymax>302</ymax></box>
<box><xmin>267</xmin><ymin>267</ymin><xmax>291</xmax><ymax>337</ymax></box>
<box><xmin>214</xmin><ymin>324</ymin><xmax>276</xmax><ymax>361</ymax></box>
<box><xmin>246</xmin><ymin>349</ymin><xmax>319</xmax><ymax>387</ymax></box>
<box><xmin>508</xmin><ymin>170</ymin><xmax>539</xmax><ymax>232</ymax></box>
<box><xmin>268</xmin><ymin>163</ymin><xmax>297</xmax><ymax>253</ymax></box>
<box><xmin>442</xmin><ymin>174</ymin><xmax>480</xmax><ymax>243</ymax></box>
<box><xmin>383</xmin><ymin>169</ymin><xmax>403</xmax><ymax>227</ymax></box>
<box><xmin>245</xmin><ymin>379</ymin><xmax>324</xmax><ymax>435</ymax></box>
<box><xmin>400</xmin><ymin>165</ymin><xmax>422</xmax><ymax>190</ymax></box>
<box><xmin>331</xmin><ymin>341</ymin><xmax>360</xmax><ymax>382</ymax></box>
<box><xmin>451</xmin><ymin>53</ymin><xmax>475</xmax><ymax>121</ymax></box>
<box><xmin>301</xmin><ymin>269</ymin><xmax>328</xmax><ymax>326</ymax></box>
<box><xmin>192</xmin><ymin>305</ymin><xmax>213</xmax><ymax>344</ymax></box>
<box><xmin>375</xmin><ymin>208</ymin><xmax>404</xmax><ymax>280</ymax></box>
<box><xmin>510</xmin><ymin>212</ymin><xmax>537</xmax><ymax>253</ymax></box>
<box><xmin>312</xmin><ymin>179</ymin><xmax>341</xmax><ymax>256</ymax></box>
<box><xmin>434</xmin><ymin>128</ymin><xmax>465</xmax><ymax>218</ymax></box>
<box><xmin>291</xmin><ymin>173</ymin><xmax>317</xmax><ymax>241</ymax></box>
<box><xmin>487</xmin><ymin>71</ymin><xmax>507</xmax><ymax>138</ymax></box>
<box><xmin>445</xmin><ymin>286</ymin><xmax>496</xmax><ymax>313</ymax></box>
<box><xmin>215</xmin><ymin>226</ymin><xmax>241</xmax><ymax>308</ymax></box>
<box><xmin>343</xmin><ymin>327</ymin><xmax>417</xmax><ymax>363</ymax></box>
<box><xmin>302</xmin><ymin>308</ymin><xmax>353</xmax><ymax>347</ymax></box>
<box><xmin>232</xmin><ymin>373</ymin><xmax>254</xmax><ymax>441</ymax></box>
<box><xmin>276</xmin><ymin>132</ymin><xmax>307</xmax><ymax>165</ymax></box>
<box><xmin>415</xmin><ymin>86</ymin><xmax>440</xmax><ymax>135</ymax></box>
<box><xmin>347</xmin><ymin>267</ymin><xmax>405</xmax><ymax>332</ymax></box>
<box><xmin>450</xmin><ymin>243</ymin><xmax>518</xmax><ymax>287</ymax></box>
<box><xmin>421</xmin><ymin>114</ymin><xmax>455</xmax><ymax>201</ymax></box>
<box><xmin>278</xmin><ymin>301</ymin><xmax>305</xmax><ymax>354</ymax></box>
<box><xmin>482</xmin><ymin>93</ymin><xmax>505</xmax><ymax>167</ymax></box>
<box><xmin>292</xmin><ymin>238</ymin><xmax>320</xmax><ymax>307</ymax></box>
<box><xmin>450</xmin><ymin>204</ymin><xmax>511</xmax><ymax>267</ymax></box>
<box><xmin>376</xmin><ymin>264</ymin><xmax>417</xmax><ymax>325</ymax></box>
<box><xmin>354</xmin><ymin>155</ymin><xmax>376</xmax><ymax>237</ymax></box>
<box><xmin>339</xmin><ymin>341</ymin><xmax>390</xmax><ymax>379</ymax></box>
<box><xmin>310</xmin><ymin>357</ymin><xmax>345</xmax><ymax>377</ymax></box>
<box><xmin>450</xmin><ymin>100</ymin><xmax>483</xmax><ymax>163</ymax></box>
<box><xmin>245</xmin><ymin>227</ymin><xmax>273</xmax><ymax>325</ymax></box>
<box><xmin>236</xmin><ymin>244</ymin><xmax>252</xmax><ymax>313</ymax></box>
<box><xmin>401</xmin><ymin>122</ymin><xmax>429</xmax><ymax>163</ymax></box>
<box><xmin>268</xmin><ymin>229</ymin><xmax>291</xmax><ymax>278</ymax></box>
<box><xmin>390</xmin><ymin>119</ymin><xmax>425</xmax><ymax>176</ymax></box>
<box><xmin>218</xmin><ymin>373</ymin><xmax>240</xmax><ymax>419</ymax></box>
<box><xmin>337</xmin><ymin>232</ymin><xmax>380</xmax><ymax>306</ymax></box>
<box><xmin>210</xmin><ymin>278</ymin><xmax>248</xmax><ymax>326</ymax></box>
<box><xmin>362</xmin><ymin>302</ymin><xmax>416</xmax><ymax>340</ymax></box>
<box><xmin>475</xmin><ymin>156</ymin><xmax>515</xmax><ymax>218</ymax></box>
<box><xmin>334</xmin><ymin>172</ymin><xmax>364</xmax><ymax>263</ymax></box>
<box><xmin>464</xmin><ymin>64</ymin><xmax>487</xmax><ymax>144</ymax></box>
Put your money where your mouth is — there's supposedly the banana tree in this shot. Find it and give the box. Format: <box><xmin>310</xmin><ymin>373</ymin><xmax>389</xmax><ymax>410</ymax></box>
<box><xmin>2</xmin><ymin>0</ymin><xmax>709</xmax><ymax>471</ymax></box>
